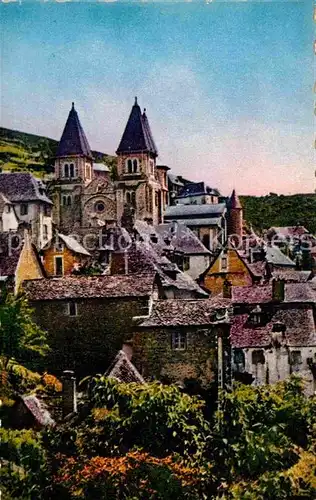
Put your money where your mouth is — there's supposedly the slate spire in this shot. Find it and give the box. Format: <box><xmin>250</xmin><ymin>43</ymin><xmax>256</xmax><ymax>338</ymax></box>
<box><xmin>56</xmin><ymin>103</ymin><xmax>92</xmax><ymax>158</ymax></box>
<box><xmin>116</xmin><ymin>98</ymin><xmax>158</xmax><ymax>156</ymax></box>
<box><xmin>229</xmin><ymin>189</ymin><xmax>242</xmax><ymax>209</ymax></box>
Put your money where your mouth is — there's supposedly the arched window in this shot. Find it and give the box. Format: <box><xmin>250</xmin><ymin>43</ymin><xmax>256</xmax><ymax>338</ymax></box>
<box><xmin>133</xmin><ymin>159</ymin><xmax>138</xmax><ymax>173</ymax></box>
<box><xmin>69</xmin><ymin>163</ymin><xmax>75</xmax><ymax>178</ymax></box>
<box><xmin>131</xmin><ymin>192</ymin><xmax>136</xmax><ymax>207</ymax></box>
<box><xmin>126</xmin><ymin>192</ymin><xmax>131</xmax><ymax>204</ymax></box>
<box><xmin>64</xmin><ymin>164</ymin><xmax>69</xmax><ymax>178</ymax></box>
<box><xmin>127</xmin><ymin>159</ymin><xmax>133</xmax><ymax>173</ymax></box>
<box><xmin>67</xmin><ymin>195</ymin><xmax>72</xmax><ymax>206</ymax></box>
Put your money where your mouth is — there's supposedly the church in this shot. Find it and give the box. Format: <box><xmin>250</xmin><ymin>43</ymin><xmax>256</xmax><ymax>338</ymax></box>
<box><xmin>50</xmin><ymin>98</ymin><xmax>168</xmax><ymax>233</ymax></box>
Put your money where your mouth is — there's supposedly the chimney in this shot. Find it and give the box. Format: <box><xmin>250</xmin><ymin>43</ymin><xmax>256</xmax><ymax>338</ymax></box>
<box><xmin>272</xmin><ymin>278</ymin><xmax>285</xmax><ymax>302</ymax></box>
<box><xmin>62</xmin><ymin>370</ymin><xmax>77</xmax><ymax>418</ymax></box>
<box><xmin>223</xmin><ymin>279</ymin><xmax>232</xmax><ymax>299</ymax></box>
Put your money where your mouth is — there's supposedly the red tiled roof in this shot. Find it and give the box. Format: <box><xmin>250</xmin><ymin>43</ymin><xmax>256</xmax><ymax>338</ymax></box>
<box><xmin>139</xmin><ymin>296</ymin><xmax>231</xmax><ymax>328</ymax></box>
<box><xmin>23</xmin><ymin>274</ymin><xmax>155</xmax><ymax>301</ymax></box>
<box><xmin>231</xmin><ymin>306</ymin><xmax>316</xmax><ymax>348</ymax></box>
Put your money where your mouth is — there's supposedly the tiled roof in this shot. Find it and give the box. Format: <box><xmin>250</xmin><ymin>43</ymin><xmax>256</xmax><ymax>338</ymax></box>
<box><xmin>268</xmin><ymin>226</ymin><xmax>309</xmax><ymax>238</ymax></box>
<box><xmin>271</xmin><ymin>269</ymin><xmax>312</xmax><ymax>283</ymax></box>
<box><xmin>135</xmin><ymin>220</ymin><xmax>210</xmax><ymax>255</ymax></box>
<box><xmin>93</xmin><ymin>163</ymin><xmax>110</xmax><ymax>172</ymax></box>
<box><xmin>165</xmin><ymin>203</ymin><xmax>226</xmax><ymax>219</ymax></box>
<box><xmin>247</xmin><ymin>261</ymin><xmax>267</xmax><ymax>279</ymax></box>
<box><xmin>0</xmin><ymin>173</ymin><xmax>52</xmax><ymax>204</ymax></box>
<box><xmin>177</xmin><ymin>182</ymin><xmax>220</xmax><ymax>198</ymax></box>
<box><xmin>105</xmin><ymin>350</ymin><xmax>145</xmax><ymax>383</ymax></box>
<box><xmin>265</xmin><ymin>246</ymin><xmax>296</xmax><ymax>267</ymax></box>
<box><xmin>56</xmin><ymin>103</ymin><xmax>92</xmax><ymax>158</ymax></box>
<box><xmin>57</xmin><ymin>234</ymin><xmax>91</xmax><ymax>256</ymax></box>
<box><xmin>22</xmin><ymin>395</ymin><xmax>55</xmax><ymax>427</ymax></box>
<box><xmin>231</xmin><ymin>306</ymin><xmax>316</xmax><ymax>348</ymax></box>
<box><xmin>139</xmin><ymin>297</ymin><xmax>231</xmax><ymax>328</ymax></box>
<box><xmin>116</xmin><ymin>98</ymin><xmax>158</xmax><ymax>156</ymax></box>
<box><xmin>23</xmin><ymin>274</ymin><xmax>155</xmax><ymax>301</ymax></box>
<box><xmin>232</xmin><ymin>282</ymin><xmax>316</xmax><ymax>304</ymax></box>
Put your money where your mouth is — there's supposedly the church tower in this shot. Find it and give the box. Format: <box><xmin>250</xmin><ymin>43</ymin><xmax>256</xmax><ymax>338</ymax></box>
<box><xmin>227</xmin><ymin>189</ymin><xmax>243</xmax><ymax>245</ymax></box>
<box><xmin>52</xmin><ymin>103</ymin><xmax>94</xmax><ymax>231</ymax></box>
<box><xmin>115</xmin><ymin>98</ymin><xmax>165</xmax><ymax>225</ymax></box>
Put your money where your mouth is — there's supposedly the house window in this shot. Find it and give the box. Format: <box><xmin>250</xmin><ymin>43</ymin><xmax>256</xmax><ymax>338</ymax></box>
<box><xmin>68</xmin><ymin>302</ymin><xmax>78</xmax><ymax>317</ymax></box>
<box><xmin>55</xmin><ymin>256</ymin><xmax>64</xmax><ymax>276</ymax></box>
<box><xmin>126</xmin><ymin>192</ymin><xmax>131</xmax><ymax>204</ymax></box>
<box><xmin>252</xmin><ymin>349</ymin><xmax>265</xmax><ymax>365</ymax></box>
<box><xmin>20</xmin><ymin>204</ymin><xmax>28</xmax><ymax>216</ymax></box>
<box><xmin>43</xmin><ymin>224</ymin><xmax>48</xmax><ymax>240</ymax></box>
<box><xmin>62</xmin><ymin>195</ymin><xmax>72</xmax><ymax>206</ymax></box>
<box><xmin>220</xmin><ymin>254</ymin><xmax>228</xmax><ymax>271</ymax></box>
<box><xmin>171</xmin><ymin>331</ymin><xmax>187</xmax><ymax>351</ymax></box>
<box><xmin>131</xmin><ymin>191</ymin><xmax>136</xmax><ymax>207</ymax></box>
<box><xmin>5</xmin><ymin>205</ymin><xmax>11</xmax><ymax>213</ymax></box>
<box><xmin>126</xmin><ymin>159</ymin><xmax>133</xmax><ymax>173</ymax></box>
<box><xmin>290</xmin><ymin>350</ymin><xmax>302</xmax><ymax>372</ymax></box>
<box><xmin>44</xmin><ymin>205</ymin><xmax>51</xmax><ymax>216</ymax></box>
<box><xmin>183</xmin><ymin>256</ymin><xmax>190</xmax><ymax>271</ymax></box>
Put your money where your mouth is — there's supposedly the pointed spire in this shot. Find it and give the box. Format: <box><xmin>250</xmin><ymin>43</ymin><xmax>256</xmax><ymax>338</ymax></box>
<box><xmin>229</xmin><ymin>189</ymin><xmax>242</xmax><ymax>209</ymax></box>
<box><xmin>116</xmin><ymin>98</ymin><xmax>158</xmax><ymax>156</ymax></box>
<box><xmin>56</xmin><ymin>103</ymin><xmax>92</xmax><ymax>158</ymax></box>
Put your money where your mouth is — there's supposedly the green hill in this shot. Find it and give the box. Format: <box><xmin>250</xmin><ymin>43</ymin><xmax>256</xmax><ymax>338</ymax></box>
<box><xmin>240</xmin><ymin>193</ymin><xmax>316</xmax><ymax>235</ymax></box>
<box><xmin>0</xmin><ymin>127</ymin><xmax>117</xmax><ymax>178</ymax></box>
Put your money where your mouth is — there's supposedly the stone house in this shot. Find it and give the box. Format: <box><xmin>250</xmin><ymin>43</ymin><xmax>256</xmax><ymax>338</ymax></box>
<box><xmin>41</xmin><ymin>233</ymin><xmax>91</xmax><ymax>277</ymax></box>
<box><xmin>199</xmin><ymin>247</ymin><xmax>263</xmax><ymax>296</ymax></box>
<box><xmin>0</xmin><ymin>172</ymin><xmax>53</xmax><ymax>248</ymax></box>
<box><xmin>23</xmin><ymin>273</ymin><xmax>159</xmax><ymax>377</ymax></box>
<box><xmin>0</xmin><ymin>193</ymin><xmax>19</xmax><ymax>232</ymax></box>
<box><xmin>0</xmin><ymin>230</ymin><xmax>45</xmax><ymax>294</ymax></box>
<box><xmin>230</xmin><ymin>280</ymin><xmax>316</xmax><ymax>395</ymax></box>
<box><xmin>133</xmin><ymin>296</ymin><xmax>231</xmax><ymax>387</ymax></box>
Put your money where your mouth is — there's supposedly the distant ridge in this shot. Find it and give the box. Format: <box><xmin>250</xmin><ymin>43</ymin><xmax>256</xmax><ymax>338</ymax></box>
<box><xmin>0</xmin><ymin>126</ymin><xmax>116</xmax><ymax>178</ymax></box>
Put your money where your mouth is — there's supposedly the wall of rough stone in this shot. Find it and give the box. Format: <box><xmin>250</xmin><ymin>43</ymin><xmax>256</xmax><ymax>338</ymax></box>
<box><xmin>29</xmin><ymin>296</ymin><xmax>151</xmax><ymax>377</ymax></box>
<box><xmin>132</xmin><ymin>326</ymin><xmax>228</xmax><ymax>387</ymax></box>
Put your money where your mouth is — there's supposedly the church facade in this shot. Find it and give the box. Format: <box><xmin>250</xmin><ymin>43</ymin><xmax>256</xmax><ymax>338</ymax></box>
<box><xmin>50</xmin><ymin>99</ymin><xmax>167</xmax><ymax>233</ymax></box>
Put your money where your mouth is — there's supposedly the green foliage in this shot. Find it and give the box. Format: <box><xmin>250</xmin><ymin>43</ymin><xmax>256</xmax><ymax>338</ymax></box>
<box><xmin>0</xmin><ymin>293</ymin><xmax>49</xmax><ymax>371</ymax></box>
<box><xmin>240</xmin><ymin>193</ymin><xmax>316</xmax><ymax>234</ymax></box>
<box><xmin>0</xmin><ymin>428</ymin><xmax>47</xmax><ymax>500</ymax></box>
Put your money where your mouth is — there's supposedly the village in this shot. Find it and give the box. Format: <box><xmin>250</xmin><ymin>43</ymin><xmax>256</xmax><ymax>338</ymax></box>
<box><xmin>0</xmin><ymin>96</ymin><xmax>316</xmax><ymax>418</ymax></box>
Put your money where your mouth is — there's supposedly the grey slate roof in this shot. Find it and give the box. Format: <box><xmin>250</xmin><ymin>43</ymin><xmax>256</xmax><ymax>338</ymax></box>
<box><xmin>21</xmin><ymin>395</ymin><xmax>55</xmax><ymax>427</ymax></box>
<box><xmin>42</xmin><ymin>234</ymin><xmax>91</xmax><ymax>255</ymax></box>
<box><xmin>93</xmin><ymin>163</ymin><xmax>110</xmax><ymax>172</ymax></box>
<box><xmin>165</xmin><ymin>203</ymin><xmax>226</xmax><ymax>219</ymax></box>
<box><xmin>154</xmin><ymin>223</ymin><xmax>210</xmax><ymax>255</ymax></box>
<box><xmin>265</xmin><ymin>246</ymin><xmax>296</xmax><ymax>267</ymax></box>
<box><xmin>116</xmin><ymin>98</ymin><xmax>158</xmax><ymax>156</ymax></box>
<box><xmin>178</xmin><ymin>182</ymin><xmax>220</xmax><ymax>198</ymax></box>
<box><xmin>0</xmin><ymin>173</ymin><xmax>52</xmax><ymax>204</ymax></box>
<box><xmin>56</xmin><ymin>103</ymin><xmax>92</xmax><ymax>158</ymax></box>
<box><xmin>105</xmin><ymin>350</ymin><xmax>145</xmax><ymax>383</ymax></box>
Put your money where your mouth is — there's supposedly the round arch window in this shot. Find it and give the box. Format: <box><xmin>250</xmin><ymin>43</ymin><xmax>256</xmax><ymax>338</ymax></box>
<box><xmin>95</xmin><ymin>201</ymin><xmax>105</xmax><ymax>213</ymax></box>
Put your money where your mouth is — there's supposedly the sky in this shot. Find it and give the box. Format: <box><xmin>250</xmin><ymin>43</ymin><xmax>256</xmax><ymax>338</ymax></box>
<box><xmin>0</xmin><ymin>1</ymin><xmax>314</xmax><ymax>196</ymax></box>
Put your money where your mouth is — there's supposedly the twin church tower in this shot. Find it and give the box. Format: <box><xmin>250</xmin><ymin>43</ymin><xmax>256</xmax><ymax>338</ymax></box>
<box><xmin>51</xmin><ymin>98</ymin><xmax>169</xmax><ymax>232</ymax></box>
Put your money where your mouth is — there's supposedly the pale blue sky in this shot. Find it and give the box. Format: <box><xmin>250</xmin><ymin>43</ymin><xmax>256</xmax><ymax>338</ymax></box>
<box><xmin>1</xmin><ymin>1</ymin><xmax>314</xmax><ymax>195</ymax></box>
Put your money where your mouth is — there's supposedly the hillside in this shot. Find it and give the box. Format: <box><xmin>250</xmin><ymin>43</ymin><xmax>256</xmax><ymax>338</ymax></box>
<box><xmin>240</xmin><ymin>193</ymin><xmax>316</xmax><ymax>235</ymax></box>
<box><xmin>0</xmin><ymin>127</ymin><xmax>117</xmax><ymax>178</ymax></box>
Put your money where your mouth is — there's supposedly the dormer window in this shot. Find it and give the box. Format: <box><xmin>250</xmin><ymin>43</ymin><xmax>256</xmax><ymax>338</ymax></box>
<box><xmin>249</xmin><ymin>305</ymin><xmax>265</xmax><ymax>326</ymax></box>
<box><xmin>220</xmin><ymin>252</ymin><xmax>228</xmax><ymax>272</ymax></box>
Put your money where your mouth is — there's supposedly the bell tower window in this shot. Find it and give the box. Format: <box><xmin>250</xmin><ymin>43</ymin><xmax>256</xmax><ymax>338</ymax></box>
<box><xmin>127</xmin><ymin>159</ymin><xmax>133</xmax><ymax>173</ymax></box>
<box><xmin>64</xmin><ymin>164</ymin><xmax>69</xmax><ymax>178</ymax></box>
<box><xmin>133</xmin><ymin>159</ymin><xmax>138</xmax><ymax>173</ymax></box>
<box><xmin>69</xmin><ymin>163</ymin><xmax>75</xmax><ymax>178</ymax></box>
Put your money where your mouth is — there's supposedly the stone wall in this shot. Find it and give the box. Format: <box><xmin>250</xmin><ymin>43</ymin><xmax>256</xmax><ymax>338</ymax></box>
<box><xmin>29</xmin><ymin>296</ymin><xmax>151</xmax><ymax>377</ymax></box>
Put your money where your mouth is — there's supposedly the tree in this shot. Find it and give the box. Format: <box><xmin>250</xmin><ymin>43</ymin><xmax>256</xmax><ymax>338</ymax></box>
<box><xmin>0</xmin><ymin>293</ymin><xmax>48</xmax><ymax>373</ymax></box>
